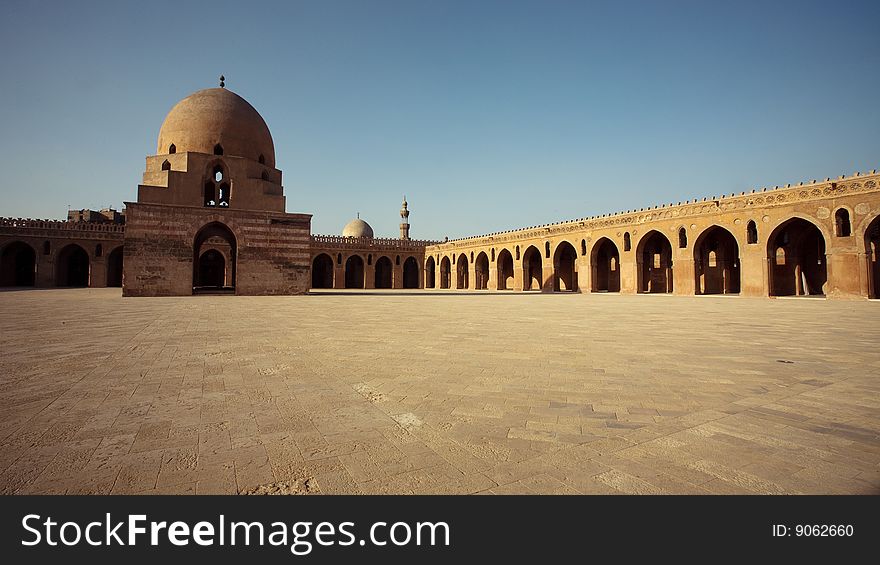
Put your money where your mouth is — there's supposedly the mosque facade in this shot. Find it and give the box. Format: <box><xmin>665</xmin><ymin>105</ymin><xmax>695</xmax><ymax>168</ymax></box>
<box><xmin>1</xmin><ymin>85</ymin><xmax>879</xmax><ymax>299</ymax></box>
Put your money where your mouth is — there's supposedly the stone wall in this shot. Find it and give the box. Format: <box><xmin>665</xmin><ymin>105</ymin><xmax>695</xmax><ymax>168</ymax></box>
<box><xmin>0</xmin><ymin>219</ymin><xmax>124</xmax><ymax>288</ymax></box>
<box><xmin>123</xmin><ymin>202</ymin><xmax>311</xmax><ymax>296</ymax></box>
<box><xmin>425</xmin><ymin>172</ymin><xmax>880</xmax><ymax>299</ymax></box>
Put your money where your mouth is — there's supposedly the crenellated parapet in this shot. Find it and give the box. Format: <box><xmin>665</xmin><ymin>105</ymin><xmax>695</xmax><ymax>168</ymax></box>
<box><xmin>433</xmin><ymin>170</ymin><xmax>880</xmax><ymax>247</ymax></box>
<box><xmin>311</xmin><ymin>235</ymin><xmax>439</xmax><ymax>249</ymax></box>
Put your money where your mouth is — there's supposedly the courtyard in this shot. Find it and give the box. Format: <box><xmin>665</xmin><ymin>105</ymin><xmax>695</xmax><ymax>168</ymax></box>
<box><xmin>0</xmin><ymin>288</ymin><xmax>877</xmax><ymax>495</ymax></box>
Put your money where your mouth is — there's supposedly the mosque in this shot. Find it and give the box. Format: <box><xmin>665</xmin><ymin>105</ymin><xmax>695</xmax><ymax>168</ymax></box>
<box><xmin>1</xmin><ymin>83</ymin><xmax>879</xmax><ymax>299</ymax></box>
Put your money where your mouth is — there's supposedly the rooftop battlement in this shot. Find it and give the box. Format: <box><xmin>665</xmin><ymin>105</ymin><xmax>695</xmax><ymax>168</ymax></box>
<box><xmin>442</xmin><ymin>169</ymin><xmax>879</xmax><ymax>244</ymax></box>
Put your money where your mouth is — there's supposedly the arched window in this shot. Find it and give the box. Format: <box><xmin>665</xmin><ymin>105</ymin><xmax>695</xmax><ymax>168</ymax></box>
<box><xmin>835</xmin><ymin>208</ymin><xmax>851</xmax><ymax>237</ymax></box>
<box><xmin>337</xmin><ymin>253</ymin><xmax>342</xmax><ymax>265</ymax></box>
<box><xmin>43</xmin><ymin>241</ymin><xmax>50</xmax><ymax>255</ymax></box>
<box><xmin>469</xmin><ymin>252</ymin><xmax>473</xmax><ymax>263</ymax></box>
<box><xmin>261</xmin><ymin>170</ymin><xmax>269</xmax><ymax>181</ymax></box>
<box><xmin>204</xmin><ymin>181</ymin><xmax>215</xmax><ymax>207</ymax></box>
<box><xmin>747</xmin><ymin>220</ymin><xmax>758</xmax><ymax>244</ymax></box>
<box><xmin>516</xmin><ymin>245</ymin><xmax>520</xmax><ymax>260</ymax></box>
<box><xmin>161</xmin><ymin>160</ymin><xmax>171</xmax><ymax>171</ymax></box>
<box><xmin>624</xmin><ymin>232</ymin><xmax>631</xmax><ymax>252</ymax></box>
<box><xmin>581</xmin><ymin>239</ymin><xmax>587</xmax><ymax>256</ymax></box>
<box><xmin>258</xmin><ymin>154</ymin><xmax>265</xmax><ymax>165</ymax></box>
<box><xmin>678</xmin><ymin>227</ymin><xmax>687</xmax><ymax>248</ymax></box>
<box><xmin>775</xmin><ymin>247</ymin><xmax>786</xmax><ymax>265</ymax></box>
<box><xmin>95</xmin><ymin>244</ymin><xmax>103</xmax><ymax>257</ymax></box>
<box><xmin>491</xmin><ymin>248</ymin><xmax>495</xmax><ymax>261</ymax></box>
<box><xmin>368</xmin><ymin>254</ymin><xmax>372</xmax><ymax>265</ymax></box>
<box><xmin>213</xmin><ymin>144</ymin><xmax>223</xmax><ymax>156</ymax></box>
<box><xmin>396</xmin><ymin>255</ymin><xmax>401</xmax><ymax>266</ymax></box>
<box><xmin>213</xmin><ymin>165</ymin><xmax>224</xmax><ymax>182</ymax></box>
<box><xmin>168</xmin><ymin>144</ymin><xmax>176</xmax><ymax>154</ymax></box>
<box><xmin>545</xmin><ymin>242</ymin><xmax>550</xmax><ymax>258</ymax></box>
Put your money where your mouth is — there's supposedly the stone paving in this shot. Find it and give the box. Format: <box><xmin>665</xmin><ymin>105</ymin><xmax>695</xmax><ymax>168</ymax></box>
<box><xmin>0</xmin><ymin>288</ymin><xmax>878</xmax><ymax>495</ymax></box>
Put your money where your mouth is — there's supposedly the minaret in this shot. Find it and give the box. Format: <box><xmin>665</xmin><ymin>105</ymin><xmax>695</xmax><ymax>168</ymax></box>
<box><xmin>399</xmin><ymin>196</ymin><xmax>410</xmax><ymax>240</ymax></box>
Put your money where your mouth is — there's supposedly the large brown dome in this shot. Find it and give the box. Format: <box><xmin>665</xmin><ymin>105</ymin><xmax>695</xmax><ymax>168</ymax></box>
<box><xmin>157</xmin><ymin>88</ymin><xmax>275</xmax><ymax>167</ymax></box>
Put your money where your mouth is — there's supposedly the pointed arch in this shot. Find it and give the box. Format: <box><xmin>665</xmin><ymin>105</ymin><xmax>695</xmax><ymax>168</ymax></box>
<box><xmin>835</xmin><ymin>208</ymin><xmax>851</xmax><ymax>237</ymax></box>
<box><xmin>311</xmin><ymin>253</ymin><xmax>334</xmax><ymax>289</ymax></box>
<box><xmin>590</xmin><ymin>237</ymin><xmax>620</xmax><ymax>292</ymax></box>
<box><xmin>425</xmin><ymin>256</ymin><xmax>436</xmax><ymax>289</ymax></box>
<box><xmin>496</xmin><ymin>248</ymin><xmax>514</xmax><ymax>290</ymax></box>
<box><xmin>865</xmin><ymin>215</ymin><xmax>880</xmax><ymax>299</ymax></box>
<box><xmin>636</xmin><ymin>230</ymin><xmax>673</xmax><ymax>293</ymax></box>
<box><xmin>56</xmin><ymin>243</ymin><xmax>90</xmax><ymax>287</ymax></box>
<box><xmin>456</xmin><ymin>253</ymin><xmax>469</xmax><ymax>289</ymax></box>
<box><xmin>375</xmin><ymin>256</ymin><xmax>393</xmax><ymax>288</ymax></box>
<box><xmin>106</xmin><ymin>246</ymin><xmax>123</xmax><ymax>287</ymax></box>
<box><xmin>694</xmin><ymin>226</ymin><xmax>740</xmax><ymax>295</ymax></box>
<box><xmin>439</xmin><ymin>256</ymin><xmax>451</xmax><ymax>289</ymax></box>
<box><xmin>747</xmin><ymin>220</ymin><xmax>758</xmax><ymax>244</ymax></box>
<box><xmin>553</xmin><ymin>241</ymin><xmax>578</xmax><ymax>291</ymax></box>
<box><xmin>1</xmin><ymin>241</ymin><xmax>36</xmax><ymax>287</ymax></box>
<box><xmin>522</xmin><ymin>245</ymin><xmax>542</xmax><ymax>291</ymax></box>
<box><xmin>475</xmin><ymin>251</ymin><xmax>489</xmax><ymax>290</ymax></box>
<box><xmin>345</xmin><ymin>255</ymin><xmax>365</xmax><ymax>289</ymax></box>
<box><xmin>193</xmin><ymin>222</ymin><xmax>236</xmax><ymax>292</ymax></box>
<box><xmin>403</xmin><ymin>256</ymin><xmax>419</xmax><ymax>289</ymax></box>
<box><xmin>768</xmin><ymin>217</ymin><xmax>827</xmax><ymax>296</ymax></box>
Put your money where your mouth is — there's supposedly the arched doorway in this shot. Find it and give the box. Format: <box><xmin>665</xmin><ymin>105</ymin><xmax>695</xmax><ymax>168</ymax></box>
<box><xmin>867</xmin><ymin>216</ymin><xmax>880</xmax><ymax>299</ymax></box>
<box><xmin>375</xmin><ymin>256</ymin><xmax>393</xmax><ymax>288</ymax></box>
<box><xmin>106</xmin><ymin>246</ymin><xmax>123</xmax><ymax>287</ymax></box>
<box><xmin>768</xmin><ymin>218</ymin><xmax>827</xmax><ymax>296</ymax></box>
<box><xmin>311</xmin><ymin>253</ymin><xmax>334</xmax><ymax>289</ymax></box>
<box><xmin>56</xmin><ymin>244</ymin><xmax>90</xmax><ymax>287</ymax></box>
<box><xmin>440</xmin><ymin>256</ymin><xmax>451</xmax><ymax>289</ymax></box>
<box><xmin>0</xmin><ymin>241</ymin><xmax>36</xmax><ymax>286</ymax></box>
<box><xmin>591</xmin><ymin>238</ymin><xmax>620</xmax><ymax>292</ymax></box>
<box><xmin>522</xmin><ymin>245</ymin><xmax>542</xmax><ymax>290</ymax></box>
<box><xmin>553</xmin><ymin>241</ymin><xmax>577</xmax><ymax>291</ymax></box>
<box><xmin>403</xmin><ymin>257</ymin><xmax>419</xmax><ymax>289</ymax></box>
<box><xmin>425</xmin><ymin>256</ymin><xmax>436</xmax><ymax>288</ymax></box>
<box><xmin>637</xmin><ymin>231</ymin><xmax>673</xmax><ymax>293</ymax></box>
<box><xmin>456</xmin><ymin>254</ymin><xmax>469</xmax><ymax>289</ymax></box>
<box><xmin>497</xmin><ymin>249</ymin><xmax>514</xmax><ymax>290</ymax></box>
<box><xmin>694</xmin><ymin>226</ymin><xmax>740</xmax><ymax>295</ymax></box>
<box><xmin>345</xmin><ymin>255</ymin><xmax>365</xmax><ymax>289</ymax></box>
<box><xmin>475</xmin><ymin>252</ymin><xmax>489</xmax><ymax>290</ymax></box>
<box><xmin>193</xmin><ymin>222</ymin><xmax>236</xmax><ymax>293</ymax></box>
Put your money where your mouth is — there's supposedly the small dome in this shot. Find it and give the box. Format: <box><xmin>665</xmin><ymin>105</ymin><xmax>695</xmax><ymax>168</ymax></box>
<box><xmin>342</xmin><ymin>218</ymin><xmax>374</xmax><ymax>238</ymax></box>
<box><xmin>157</xmin><ymin>87</ymin><xmax>275</xmax><ymax>167</ymax></box>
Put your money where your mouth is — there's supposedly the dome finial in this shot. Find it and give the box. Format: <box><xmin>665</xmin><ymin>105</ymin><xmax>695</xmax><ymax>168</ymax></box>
<box><xmin>357</xmin><ymin>212</ymin><xmax>360</xmax><ymax>219</ymax></box>
<box><xmin>219</xmin><ymin>75</ymin><xmax>225</xmax><ymax>88</ymax></box>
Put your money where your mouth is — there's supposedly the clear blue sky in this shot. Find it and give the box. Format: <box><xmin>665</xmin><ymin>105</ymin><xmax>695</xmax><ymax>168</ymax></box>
<box><xmin>1</xmin><ymin>0</ymin><xmax>877</xmax><ymax>239</ymax></box>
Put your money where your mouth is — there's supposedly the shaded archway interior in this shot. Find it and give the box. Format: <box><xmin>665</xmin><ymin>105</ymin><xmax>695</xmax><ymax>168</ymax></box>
<box><xmin>345</xmin><ymin>255</ymin><xmax>365</xmax><ymax>289</ymax></box>
<box><xmin>193</xmin><ymin>222</ymin><xmax>236</xmax><ymax>293</ymax></box>
<box><xmin>553</xmin><ymin>241</ymin><xmax>577</xmax><ymax>291</ymax></box>
<box><xmin>768</xmin><ymin>218</ymin><xmax>827</xmax><ymax>296</ymax></box>
<box><xmin>694</xmin><ymin>226</ymin><xmax>740</xmax><ymax>295</ymax></box>
<box><xmin>868</xmin><ymin>216</ymin><xmax>880</xmax><ymax>299</ymax></box>
<box><xmin>57</xmin><ymin>244</ymin><xmax>90</xmax><ymax>287</ymax></box>
<box><xmin>591</xmin><ymin>237</ymin><xmax>620</xmax><ymax>292</ymax></box>
<box><xmin>1</xmin><ymin>241</ymin><xmax>36</xmax><ymax>286</ymax></box>
<box><xmin>637</xmin><ymin>231</ymin><xmax>673</xmax><ymax>294</ymax></box>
